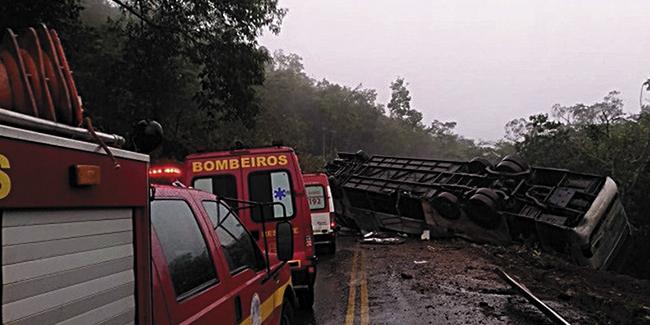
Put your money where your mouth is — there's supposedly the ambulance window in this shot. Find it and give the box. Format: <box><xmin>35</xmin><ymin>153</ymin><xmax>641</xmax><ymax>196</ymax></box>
<box><xmin>306</xmin><ymin>185</ymin><xmax>326</xmax><ymax>210</ymax></box>
<box><xmin>152</xmin><ymin>200</ymin><xmax>218</xmax><ymax>300</ymax></box>
<box><xmin>248</xmin><ymin>170</ymin><xmax>295</xmax><ymax>222</ymax></box>
<box><xmin>193</xmin><ymin>175</ymin><xmax>238</xmax><ymax>200</ymax></box>
<box><xmin>202</xmin><ymin>201</ymin><xmax>265</xmax><ymax>274</ymax></box>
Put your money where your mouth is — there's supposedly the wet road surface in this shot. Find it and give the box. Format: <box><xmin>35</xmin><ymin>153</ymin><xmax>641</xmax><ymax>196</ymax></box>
<box><xmin>295</xmin><ymin>233</ymin><xmax>649</xmax><ymax>324</ymax></box>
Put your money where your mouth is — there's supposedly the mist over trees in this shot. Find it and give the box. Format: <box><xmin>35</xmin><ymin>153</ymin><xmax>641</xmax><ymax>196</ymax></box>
<box><xmin>0</xmin><ymin>0</ymin><xmax>490</xmax><ymax>170</ymax></box>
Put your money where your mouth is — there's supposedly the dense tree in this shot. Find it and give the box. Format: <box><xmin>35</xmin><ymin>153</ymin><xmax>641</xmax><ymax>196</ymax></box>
<box><xmin>0</xmin><ymin>0</ymin><xmax>286</xmax><ymax>158</ymax></box>
<box><xmin>0</xmin><ymin>0</ymin><xmax>83</xmax><ymax>37</ymax></box>
<box><xmin>387</xmin><ymin>78</ymin><xmax>423</xmax><ymax>128</ymax></box>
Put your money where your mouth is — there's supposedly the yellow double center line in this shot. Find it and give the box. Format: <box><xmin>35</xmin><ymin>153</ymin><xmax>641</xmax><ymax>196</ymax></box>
<box><xmin>345</xmin><ymin>249</ymin><xmax>369</xmax><ymax>325</ymax></box>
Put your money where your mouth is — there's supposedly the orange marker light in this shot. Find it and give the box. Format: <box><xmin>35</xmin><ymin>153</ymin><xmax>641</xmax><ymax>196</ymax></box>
<box><xmin>72</xmin><ymin>165</ymin><xmax>101</xmax><ymax>186</ymax></box>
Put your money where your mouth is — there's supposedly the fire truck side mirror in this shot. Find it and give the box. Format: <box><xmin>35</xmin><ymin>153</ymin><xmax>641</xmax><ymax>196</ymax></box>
<box><xmin>276</xmin><ymin>221</ymin><xmax>294</xmax><ymax>262</ymax></box>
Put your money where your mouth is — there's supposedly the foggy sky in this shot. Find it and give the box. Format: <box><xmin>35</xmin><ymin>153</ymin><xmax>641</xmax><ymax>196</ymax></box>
<box><xmin>260</xmin><ymin>0</ymin><xmax>650</xmax><ymax>140</ymax></box>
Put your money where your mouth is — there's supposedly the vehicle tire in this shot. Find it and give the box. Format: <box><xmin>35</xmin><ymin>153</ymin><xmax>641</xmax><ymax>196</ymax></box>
<box><xmin>433</xmin><ymin>191</ymin><xmax>461</xmax><ymax>220</ymax></box>
<box><xmin>329</xmin><ymin>238</ymin><xmax>337</xmax><ymax>254</ymax></box>
<box><xmin>280</xmin><ymin>295</ymin><xmax>294</xmax><ymax>325</ymax></box>
<box><xmin>356</xmin><ymin>150</ymin><xmax>370</xmax><ymax>161</ymax></box>
<box><xmin>495</xmin><ymin>154</ymin><xmax>529</xmax><ymax>173</ymax></box>
<box><xmin>468</xmin><ymin>157</ymin><xmax>493</xmax><ymax>173</ymax></box>
<box><xmin>297</xmin><ymin>286</ymin><xmax>315</xmax><ymax>310</ymax></box>
<box><xmin>466</xmin><ymin>188</ymin><xmax>501</xmax><ymax>229</ymax></box>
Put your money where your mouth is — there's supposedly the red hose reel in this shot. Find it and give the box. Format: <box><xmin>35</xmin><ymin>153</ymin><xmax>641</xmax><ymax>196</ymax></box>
<box><xmin>0</xmin><ymin>24</ymin><xmax>83</xmax><ymax>126</ymax></box>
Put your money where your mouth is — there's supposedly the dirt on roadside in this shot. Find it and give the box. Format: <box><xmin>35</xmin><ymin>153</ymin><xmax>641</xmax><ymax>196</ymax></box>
<box><xmin>360</xmin><ymin>236</ymin><xmax>650</xmax><ymax>325</ymax></box>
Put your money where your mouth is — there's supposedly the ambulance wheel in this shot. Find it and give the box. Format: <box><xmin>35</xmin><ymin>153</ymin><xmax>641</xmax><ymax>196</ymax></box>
<box><xmin>280</xmin><ymin>295</ymin><xmax>295</xmax><ymax>325</ymax></box>
<box><xmin>329</xmin><ymin>239</ymin><xmax>337</xmax><ymax>254</ymax></box>
<box><xmin>298</xmin><ymin>286</ymin><xmax>315</xmax><ymax>310</ymax></box>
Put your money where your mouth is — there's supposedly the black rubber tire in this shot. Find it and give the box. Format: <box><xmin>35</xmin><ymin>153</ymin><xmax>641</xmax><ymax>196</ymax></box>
<box><xmin>495</xmin><ymin>160</ymin><xmax>523</xmax><ymax>173</ymax></box>
<box><xmin>468</xmin><ymin>157</ymin><xmax>493</xmax><ymax>173</ymax></box>
<box><xmin>297</xmin><ymin>286</ymin><xmax>315</xmax><ymax>310</ymax></box>
<box><xmin>280</xmin><ymin>295</ymin><xmax>295</xmax><ymax>325</ymax></box>
<box><xmin>356</xmin><ymin>150</ymin><xmax>370</xmax><ymax>161</ymax></box>
<box><xmin>329</xmin><ymin>238</ymin><xmax>337</xmax><ymax>254</ymax></box>
<box><xmin>503</xmin><ymin>154</ymin><xmax>529</xmax><ymax>170</ymax></box>
<box><xmin>433</xmin><ymin>192</ymin><xmax>461</xmax><ymax>220</ymax></box>
<box><xmin>495</xmin><ymin>154</ymin><xmax>529</xmax><ymax>173</ymax></box>
<box><xmin>466</xmin><ymin>188</ymin><xmax>502</xmax><ymax>229</ymax></box>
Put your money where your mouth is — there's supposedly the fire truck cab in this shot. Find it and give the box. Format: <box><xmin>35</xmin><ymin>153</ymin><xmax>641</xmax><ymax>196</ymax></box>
<box><xmin>149</xmin><ymin>182</ymin><xmax>297</xmax><ymax>325</ymax></box>
<box><xmin>303</xmin><ymin>173</ymin><xmax>337</xmax><ymax>254</ymax></box>
<box><xmin>185</xmin><ymin>146</ymin><xmax>317</xmax><ymax>309</ymax></box>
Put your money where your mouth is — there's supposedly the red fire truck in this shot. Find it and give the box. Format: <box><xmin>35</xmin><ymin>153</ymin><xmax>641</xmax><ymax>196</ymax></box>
<box><xmin>303</xmin><ymin>173</ymin><xmax>337</xmax><ymax>254</ymax></box>
<box><xmin>0</xmin><ymin>26</ymin><xmax>152</xmax><ymax>324</ymax></box>
<box><xmin>1</xmin><ymin>25</ymin><xmax>298</xmax><ymax>324</ymax></box>
<box><xmin>185</xmin><ymin>146</ymin><xmax>318</xmax><ymax>308</ymax></box>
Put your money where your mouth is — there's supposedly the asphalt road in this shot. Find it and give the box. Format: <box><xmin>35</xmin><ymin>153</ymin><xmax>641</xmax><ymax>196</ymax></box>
<box><xmin>294</xmin><ymin>235</ymin><xmax>365</xmax><ymax>325</ymax></box>
<box><xmin>293</xmin><ymin>233</ymin><xmax>631</xmax><ymax>325</ymax></box>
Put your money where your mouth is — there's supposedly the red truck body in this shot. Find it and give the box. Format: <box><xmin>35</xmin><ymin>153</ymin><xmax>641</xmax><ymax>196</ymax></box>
<box><xmin>149</xmin><ymin>184</ymin><xmax>295</xmax><ymax>325</ymax></box>
<box><xmin>185</xmin><ymin>146</ymin><xmax>317</xmax><ymax>308</ymax></box>
<box><xmin>0</xmin><ymin>124</ymin><xmax>152</xmax><ymax>325</ymax></box>
<box><xmin>0</xmin><ymin>25</ymin><xmax>155</xmax><ymax>324</ymax></box>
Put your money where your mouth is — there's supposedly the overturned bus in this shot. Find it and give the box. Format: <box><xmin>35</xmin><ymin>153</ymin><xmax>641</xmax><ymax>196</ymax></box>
<box><xmin>326</xmin><ymin>152</ymin><xmax>632</xmax><ymax>270</ymax></box>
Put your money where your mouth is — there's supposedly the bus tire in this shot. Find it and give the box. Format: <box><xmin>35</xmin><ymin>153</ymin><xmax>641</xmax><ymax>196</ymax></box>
<box><xmin>468</xmin><ymin>157</ymin><xmax>492</xmax><ymax>173</ymax></box>
<box><xmin>495</xmin><ymin>154</ymin><xmax>529</xmax><ymax>173</ymax></box>
<box><xmin>280</xmin><ymin>295</ymin><xmax>295</xmax><ymax>325</ymax></box>
<box><xmin>466</xmin><ymin>188</ymin><xmax>501</xmax><ymax>229</ymax></box>
<box><xmin>356</xmin><ymin>150</ymin><xmax>370</xmax><ymax>161</ymax></box>
<box><xmin>433</xmin><ymin>192</ymin><xmax>462</xmax><ymax>220</ymax></box>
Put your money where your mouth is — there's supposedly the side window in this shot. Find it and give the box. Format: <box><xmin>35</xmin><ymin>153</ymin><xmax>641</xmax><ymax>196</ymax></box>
<box><xmin>248</xmin><ymin>170</ymin><xmax>295</xmax><ymax>221</ymax></box>
<box><xmin>193</xmin><ymin>174</ymin><xmax>238</xmax><ymax>200</ymax></box>
<box><xmin>202</xmin><ymin>201</ymin><xmax>265</xmax><ymax>274</ymax></box>
<box><xmin>151</xmin><ymin>200</ymin><xmax>218</xmax><ymax>300</ymax></box>
<box><xmin>306</xmin><ymin>185</ymin><xmax>326</xmax><ymax>210</ymax></box>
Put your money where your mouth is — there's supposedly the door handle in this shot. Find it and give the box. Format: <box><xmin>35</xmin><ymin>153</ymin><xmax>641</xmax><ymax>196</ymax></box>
<box><xmin>234</xmin><ymin>295</ymin><xmax>242</xmax><ymax>323</ymax></box>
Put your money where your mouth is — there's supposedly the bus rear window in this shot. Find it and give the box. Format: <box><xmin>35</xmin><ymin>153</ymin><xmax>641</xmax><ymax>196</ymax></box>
<box><xmin>306</xmin><ymin>185</ymin><xmax>326</xmax><ymax>210</ymax></box>
<box><xmin>248</xmin><ymin>170</ymin><xmax>295</xmax><ymax>221</ymax></box>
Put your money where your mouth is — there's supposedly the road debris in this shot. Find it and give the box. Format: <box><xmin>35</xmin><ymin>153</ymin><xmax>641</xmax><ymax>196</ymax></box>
<box><xmin>496</xmin><ymin>268</ymin><xmax>571</xmax><ymax>325</ymax></box>
<box><xmin>413</xmin><ymin>260</ymin><xmax>428</xmax><ymax>264</ymax></box>
<box><xmin>359</xmin><ymin>231</ymin><xmax>406</xmax><ymax>245</ymax></box>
